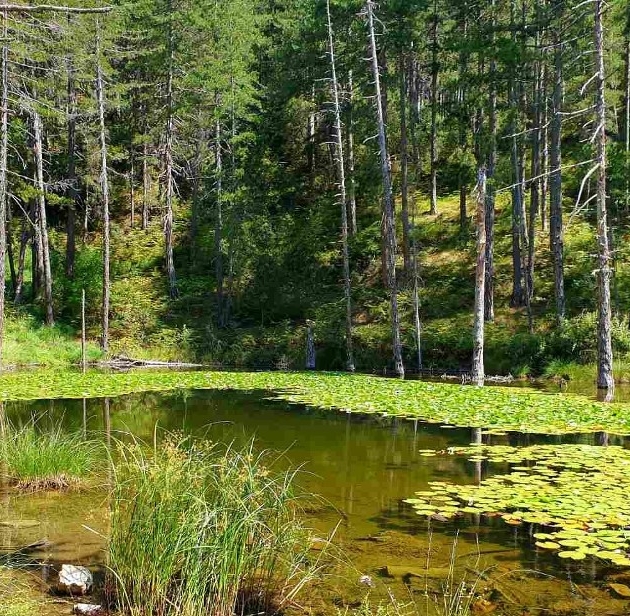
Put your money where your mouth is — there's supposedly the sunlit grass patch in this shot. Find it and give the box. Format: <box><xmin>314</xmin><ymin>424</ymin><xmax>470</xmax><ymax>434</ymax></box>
<box><xmin>0</xmin><ymin>422</ymin><xmax>103</xmax><ymax>490</ymax></box>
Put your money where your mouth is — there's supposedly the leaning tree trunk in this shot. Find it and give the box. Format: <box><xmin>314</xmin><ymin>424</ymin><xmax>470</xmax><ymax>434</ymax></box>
<box><xmin>0</xmin><ymin>2</ymin><xmax>7</xmax><ymax>365</ymax></box>
<box><xmin>472</xmin><ymin>168</ymin><xmax>487</xmax><ymax>387</ymax></box>
<box><xmin>96</xmin><ymin>20</ymin><xmax>110</xmax><ymax>353</ymax></box>
<box><xmin>550</xmin><ymin>0</ymin><xmax>566</xmax><ymax>323</ymax></box>
<box><xmin>326</xmin><ymin>0</ymin><xmax>354</xmax><ymax>371</ymax></box>
<box><xmin>163</xmin><ymin>3</ymin><xmax>178</xmax><ymax>299</ymax></box>
<box><xmin>594</xmin><ymin>0</ymin><xmax>614</xmax><ymax>393</ymax></box>
<box><xmin>32</xmin><ymin>110</ymin><xmax>54</xmax><ymax>326</ymax></box>
<box><xmin>366</xmin><ymin>0</ymin><xmax>404</xmax><ymax>378</ymax></box>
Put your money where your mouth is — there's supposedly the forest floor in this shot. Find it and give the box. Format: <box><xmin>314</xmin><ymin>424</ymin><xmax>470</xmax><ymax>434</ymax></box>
<box><xmin>5</xmin><ymin>192</ymin><xmax>630</xmax><ymax>380</ymax></box>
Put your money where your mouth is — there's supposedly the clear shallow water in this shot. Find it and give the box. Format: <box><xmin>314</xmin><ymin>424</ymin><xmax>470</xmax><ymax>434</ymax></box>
<box><xmin>3</xmin><ymin>388</ymin><xmax>630</xmax><ymax>615</ymax></box>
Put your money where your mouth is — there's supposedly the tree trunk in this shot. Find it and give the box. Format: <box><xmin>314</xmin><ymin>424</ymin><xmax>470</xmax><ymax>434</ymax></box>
<box><xmin>142</xmin><ymin>133</ymin><xmax>150</xmax><ymax>230</ymax></box>
<box><xmin>32</xmin><ymin>111</ymin><xmax>54</xmax><ymax>326</ymax></box>
<box><xmin>458</xmin><ymin>18</ymin><xmax>469</xmax><ymax>232</ymax></box>
<box><xmin>399</xmin><ymin>54</ymin><xmax>412</xmax><ymax>277</ymax></box>
<box><xmin>429</xmin><ymin>0</ymin><xmax>439</xmax><ymax>215</ymax></box>
<box><xmin>485</xmin><ymin>5</ymin><xmax>497</xmax><ymax>324</ymax></box>
<box><xmin>14</xmin><ymin>212</ymin><xmax>28</xmax><ymax>305</ymax></box>
<box><xmin>326</xmin><ymin>0</ymin><xmax>354</xmax><ymax>372</ymax></box>
<box><xmin>550</xmin><ymin>0</ymin><xmax>566</xmax><ymax>323</ymax></box>
<box><xmin>541</xmin><ymin>65</ymin><xmax>549</xmax><ymax>231</ymax></box>
<box><xmin>472</xmin><ymin>167</ymin><xmax>487</xmax><ymax>387</ymax></box>
<box><xmin>6</xmin><ymin>203</ymin><xmax>15</xmax><ymax>296</ymax></box>
<box><xmin>129</xmin><ymin>145</ymin><xmax>135</xmax><ymax>228</ymax></box>
<box><xmin>96</xmin><ymin>21</ymin><xmax>110</xmax><ymax>353</ymax></box>
<box><xmin>215</xmin><ymin>113</ymin><xmax>224</xmax><ymax>327</ymax></box>
<box><xmin>65</xmin><ymin>43</ymin><xmax>77</xmax><ymax>279</ymax></box>
<box><xmin>0</xmin><ymin>3</ymin><xmax>7</xmax><ymax>365</ymax></box>
<box><xmin>366</xmin><ymin>0</ymin><xmax>404</xmax><ymax>378</ymax></box>
<box><xmin>164</xmin><ymin>4</ymin><xmax>178</xmax><ymax>299</ymax></box>
<box><xmin>346</xmin><ymin>71</ymin><xmax>357</xmax><ymax>235</ymax></box>
<box><xmin>594</xmin><ymin>0</ymin><xmax>614</xmax><ymax>392</ymax></box>
<box><xmin>624</xmin><ymin>6</ymin><xmax>630</xmax><ymax>213</ymax></box>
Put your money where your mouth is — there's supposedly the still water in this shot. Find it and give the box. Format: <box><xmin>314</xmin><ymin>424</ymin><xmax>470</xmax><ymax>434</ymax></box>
<box><xmin>3</xmin><ymin>388</ymin><xmax>630</xmax><ymax>615</ymax></box>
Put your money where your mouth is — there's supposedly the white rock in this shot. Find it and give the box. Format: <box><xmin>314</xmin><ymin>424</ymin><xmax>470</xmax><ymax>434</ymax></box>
<box><xmin>58</xmin><ymin>564</ymin><xmax>93</xmax><ymax>595</ymax></box>
<box><xmin>73</xmin><ymin>605</ymin><xmax>102</xmax><ymax>616</ymax></box>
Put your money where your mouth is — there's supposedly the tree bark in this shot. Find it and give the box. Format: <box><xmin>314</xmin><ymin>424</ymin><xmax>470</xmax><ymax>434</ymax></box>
<box><xmin>472</xmin><ymin>167</ymin><xmax>487</xmax><ymax>387</ymax></box>
<box><xmin>594</xmin><ymin>0</ymin><xmax>614</xmax><ymax>393</ymax></box>
<box><xmin>32</xmin><ymin>110</ymin><xmax>54</xmax><ymax>326</ymax></box>
<box><xmin>550</xmin><ymin>0</ymin><xmax>566</xmax><ymax>322</ymax></box>
<box><xmin>96</xmin><ymin>20</ymin><xmax>110</xmax><ymax>353</ymax></box>
<box><xmin>14</xmin><ymin>212</ymin><xmax>28</xmax><ymax>304</ymax></box>
<box><xmin>366</xmin><ymin>0</ymin><xmax>404</xmax><ymax>378</ymax></box>
<box><xmin>142</xmin><ymin>132</ymin><xmax>150</xmax><ymax>230</ymax></box>
<box><xmin>326</xmin><ymin>0</ymin><xmax>354</xmax><ymax>372</ymax></box>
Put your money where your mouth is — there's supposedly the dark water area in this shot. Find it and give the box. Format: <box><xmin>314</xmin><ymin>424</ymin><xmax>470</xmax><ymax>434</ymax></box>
<box><xmin>3</xmin><ymin>388</ymin><xmax>630</xmax><ymax>615</ymax></box>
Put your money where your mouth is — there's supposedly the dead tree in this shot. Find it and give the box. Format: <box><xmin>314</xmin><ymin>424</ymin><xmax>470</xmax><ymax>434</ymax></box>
<box><xmin>0</xmin><ymin>2</ymin><xmax>7</xmax><ymax>366</ymax></box>
<box><xmin>472</xmin><ymin>167</ymin><xmax>487</xmax><ymax>387</ymax></box>
<box><xmin>96</xmin><ymin>19</ymin><xmax>110</xmax><ymax>352</ymax></box>
<box><xmin>594</xmin><ymin>0</ymin><xmax>614</xmax><ymax>392</ymax></box>
<box><xmin>366</xmin><ymin>0</ymin><xmax>404</xmax><ymax>378</ymax></box>
<box><xmin>326</xmin><ymin>0</ymin><xmax>354</xmax><ymax>372</ymax></box>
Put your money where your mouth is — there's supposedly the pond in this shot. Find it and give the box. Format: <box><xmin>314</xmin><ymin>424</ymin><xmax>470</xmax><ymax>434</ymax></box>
<box><xmin>3</xmin><ymin>385</ymin><xmax>630</xmax><ymax>615</ymax></box>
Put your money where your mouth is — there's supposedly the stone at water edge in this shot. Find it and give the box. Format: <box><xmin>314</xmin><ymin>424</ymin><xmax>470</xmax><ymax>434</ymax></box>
<box><xmin>58</xmin><ymin>564</ymin><xmax>93</xmax><ymax>595</ymax></box>
<box><xmin>73</xmin><ymin>605</ymin><xmax>103</xmax><ymax>616</ymax></box>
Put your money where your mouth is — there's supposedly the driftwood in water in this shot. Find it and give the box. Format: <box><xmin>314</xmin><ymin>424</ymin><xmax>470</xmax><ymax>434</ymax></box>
<box><xmin>95</xmin><ymin>355</ymin><xmax>203</xmax><ymax>369</ymax></box>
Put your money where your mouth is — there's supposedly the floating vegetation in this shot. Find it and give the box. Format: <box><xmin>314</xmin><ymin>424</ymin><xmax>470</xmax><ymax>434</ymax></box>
<box><xmin>406</xmin><ymin>444</ymin><xmax>630</xmax><ymax>567</ymax></box>
<box><xmin>0</xmin><ymin>370</ymin><xmax>628</xmax><ymax>436</ymax></box>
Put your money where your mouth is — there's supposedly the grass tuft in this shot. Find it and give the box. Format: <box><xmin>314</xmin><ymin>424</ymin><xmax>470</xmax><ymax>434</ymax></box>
<box><xmin>0</xmin><ymin>422</ymin><xmax>103</xmax><ymax>490</ymax></box>
<box><xmin>108</xmin><ymin>434</ymin><xmax>320</xmax><ymax>616</ymax></box>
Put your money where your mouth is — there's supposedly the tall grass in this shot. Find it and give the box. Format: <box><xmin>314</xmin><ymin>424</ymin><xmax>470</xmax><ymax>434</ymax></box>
<box><xmin>0</xmin><ymin>422</ymin><xmax>102</xmax><ymax>490</ymax></box>
<box><xmin>108</xmin><ymin>435</ymin><xmax>319</xmax><ymax>616</ymax></box>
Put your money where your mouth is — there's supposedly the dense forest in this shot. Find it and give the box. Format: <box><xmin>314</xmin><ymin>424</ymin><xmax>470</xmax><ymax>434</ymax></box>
<box><xmin>0</xmin><ymin>0</ymin><xmax>629</xmax><ymax>385</ymax></box>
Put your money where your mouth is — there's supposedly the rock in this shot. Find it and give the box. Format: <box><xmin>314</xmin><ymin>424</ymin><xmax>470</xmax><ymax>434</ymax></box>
<box><xmin>358</xmin><ymin>575</ymin><xmax>373</xmax><ymax>587</ymax></box>
<box><xmin>58</xmin><ymin>565</ymin><xmax>93</xmax><ymax>595</ymax></box>
<box><xmin>0</xmin><ymin>519</ymin><xmax>40</xmax><ymax>529</ymax></box>
<box><xmin>73</xmin><ymin>604</ymin><xmax>103</xmax><ymax>616</ymax></box>
<box><xmin>609</xmin><ymin>583</ymin><xmax>630</xmax><ymax>598</ymax></box>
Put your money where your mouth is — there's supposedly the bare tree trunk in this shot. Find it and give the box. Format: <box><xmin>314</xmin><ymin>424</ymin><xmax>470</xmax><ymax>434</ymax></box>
<box><xmin>624</xmin><ymin>6</ymin><xmax>630</xmax><ymax>213</ymax></box>
<box><xmin>550</xmin><ymin>0</ymin><xmax>566</xmax><ymax>322</ymax></box>
<box><xmin>366</xmin><ymin>0</ymin><xmax>404</xmax><ymax>378</ymax></box>
<box><xmin>6</xmin><ymin>198</ymin><xmax>14</xmax><ymax>298</ymax></box>
<box><xmin>326</xmin><ymin>0</ymin><xmax>355</xmax><ymax>372</ymax></box>
<box><xmin>0</xmin><ymin>3</ymin><xmax>7</xmax><ymax>365</ymax></box>
<box><xmin>594</xmin><ymin>0</ymin><xmax>614</xmax><ymax>393</ymax></box>
<box><xmin>142</xmin><ymin>132</ymin><xmax>150</xmax><ymax>230</ymax></box>
<box><xmin>65</xmin><ymin>38</ymin><xmax>77</xmax><ymax>279</ymax></box>
<box><xmin>164</xmin><ymin>4</ymin><xmax>178</xmax><ymax>299</ymax></box>
<box><xmin>96</xmin><ymin>20</ymin><xmax>110</xmax><ymax>353</ymax></box>
<box><xmin>129</xmin><ymin>145</ymin><xmax>135</xmax><ymax>228</ymax></box>
<box><xmin>458</xmin><ymin>18</ymin><xmax>469</xmax><ymax>231</ymax></box>
<box><xmin>399</xmin><ymin>54</ymin><xmax>412</xmax><ymax>277</ymax></box>
<box><xmin>308</xmin><ymin>83</ymin><xmax>316</xmax><ymax>175</ymax></box>
<box><xmin>81</xmin><ymin>288</ymin><xmax>86</xmax><ymax>373</ymax></box>
<box><xmin>32</xmin><ymin>110</ymin><xmax>54</xmax><ymax>326</ymax></box>
<box><xmin>13</xmin><ymin>214</ymin><xmax>27</xmax><ymax>305</ymax></box>
<box><xmin>215</xmin><ymin>112</ymin><xmax>224</xmax><ymax>327</ymax></box>
<box><xmin>472</xmin><ymin>167</ymin><xmax>487</xmax><ymax>387</ymax></box>
<box><xmin>541</xmin><ymin>66</ymin><xmax>549</xmax><ymax>231</ymax></box>
<box><xmin>429</xmin><ymin>0</ymin><xmax>439</xmax><ymax>215</ymax></box>
<box><xmin>346</xmin><ymin>70</ymin><xmax>357</xmax><ymax>235</ymax></box>
<box><xmin>485</xmin><ymin>4</ymin><xmax>497</xmax><ymax>324</ymax></box>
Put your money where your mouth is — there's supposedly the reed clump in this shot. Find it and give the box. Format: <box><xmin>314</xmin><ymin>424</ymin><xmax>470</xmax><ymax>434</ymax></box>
<box><xmin>108</xmin><ymin>434</ymin><xmax>318</xmax><ymax>616</ymax></box>
<box><xmin>0</xmin><ymin>422</ymin><xmax>102</xmax><ymax>490</ymax></box>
